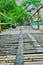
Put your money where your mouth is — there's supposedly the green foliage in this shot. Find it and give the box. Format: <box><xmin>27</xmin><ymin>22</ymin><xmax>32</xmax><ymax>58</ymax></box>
<box><xmin>0</xmin><ymin>0</ymin><xmax>16</xmax><ymax>12</ymax></box>
<box><xmin>2</xmin><ymin>24</ymin><xmax>10</xmax><ymax>30</ymax></box>
<box><xmin>22</xmin><ymin>0</ymin><xmax>41</xmax><ymax>7</ymax></box>
<box><xmin>22</xmin><ymin>0</ymin><xmax>42</xmax><ymax>23</ymax></box>
<box><xmin>0</xmin><ymin>0</ymin><xmax>42</xmax><ymax>30</ymax></box>
<box><xmin>0</xmin><ymin>0</ymin><xmax>25</xmax><ymax>25</ymax></box>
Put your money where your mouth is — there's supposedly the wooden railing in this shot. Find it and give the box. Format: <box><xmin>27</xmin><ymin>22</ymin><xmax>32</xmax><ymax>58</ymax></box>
<box><xmin>0</xmin><ymin>23</ymin><xmax>12</xmax><ymax>32</ymax></box>
<box><xmin>33</xmin><ymin>6</ymin><xmax>43</xmax><ymax>30</ymax></box>
<box><xmin>0</xmin><ymin>12</ymin><xmax>12</xmax><ymax>32</ymax></box>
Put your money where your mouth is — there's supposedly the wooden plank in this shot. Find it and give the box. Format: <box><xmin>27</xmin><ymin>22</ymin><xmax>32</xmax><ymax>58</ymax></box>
<box><xmin>14</xmin><ymin>29</ymin><xmax>24</xmax><ymax>65</ymax></box>
<box><xmin>0</xmin><ymin>23</ymin><xmax>11</xmax><ymax>25</ymax></box>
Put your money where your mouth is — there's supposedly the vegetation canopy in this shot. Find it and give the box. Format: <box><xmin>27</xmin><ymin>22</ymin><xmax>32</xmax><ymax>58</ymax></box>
<box><xmin>0</xmin><ymin>0</ymin><xmax>42</xmax><ymax>29</ymax></box>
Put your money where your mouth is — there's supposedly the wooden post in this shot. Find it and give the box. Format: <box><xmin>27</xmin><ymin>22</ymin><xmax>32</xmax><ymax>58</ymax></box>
<box><xmin>37</xmin><ymin>11</ymin><xmax>40</xmax><ymax>30</ymax></box>
<box><xmin>0</xmin><ymin>16</ymin><xmax>1</xmax><ymax>32</ymax></box>
<box><xmin>38</xmin><ymin>21</ymin><xmax>40</xmax><ymax>30</ymax></box>
<box><xmin>10</xmin><ymin>20</ymin><xmax>12</xmax><ymax>29</ymax></box>
<box><xmin>0</xmin><ymin>24</ymin><xmax>1</xmax><ymax>32</ymax></box>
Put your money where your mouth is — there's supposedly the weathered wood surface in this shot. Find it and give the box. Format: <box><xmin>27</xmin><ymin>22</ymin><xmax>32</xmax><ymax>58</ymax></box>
<box><xmin>14</xmin><ymin>29</ymin><xmax>24</xmax><ymax>65</ymax></box>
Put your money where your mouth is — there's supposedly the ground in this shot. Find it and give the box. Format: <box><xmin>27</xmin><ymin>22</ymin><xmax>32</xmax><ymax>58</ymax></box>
<box><xmin>0</xmin><ymin>25</ymin><xmax>43</xmax><ymax>65</ymax></box>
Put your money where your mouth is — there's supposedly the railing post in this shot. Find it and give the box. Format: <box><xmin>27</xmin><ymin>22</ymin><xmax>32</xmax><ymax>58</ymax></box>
<box><xmin>14</xmin><ymin>28</ymin><xmax>24</xmax><ymax>65</ymax></box>
<box><xmin>37</xmin><ymin>11</ymin><xmax>40</xmax><ymax>30</ymax></box>
<box><xmin>0</xmin><ymin>16</ymin><xmax>1</xmax><ymax>32</ymax></box>
<box><xmin>10</xmin><ymin>20</ymin><xmax>12</xmax><ymax>29</ymax></box>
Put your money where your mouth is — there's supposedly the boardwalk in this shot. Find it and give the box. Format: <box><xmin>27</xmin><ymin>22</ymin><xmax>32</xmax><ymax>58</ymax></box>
<box><xmin>0</xmin><ymin>26</ymin><xmax>43</xmax><ymax>65</ymax></box>
<box><xmin>0</xmin><ymin>26</ymin><xmax>43</xmax><ymax>55</ymax></box>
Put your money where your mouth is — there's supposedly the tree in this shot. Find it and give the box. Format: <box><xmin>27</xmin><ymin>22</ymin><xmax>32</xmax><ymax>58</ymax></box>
<box><xmin>0</xmin><ymin>0</ymin><xmax>16</xmax><ymax>29</ymax></box>
<box><xmin>0</xmin><ymin>0</ymin><xmax>27</xmax><ymax>29</ymax></box>
<box><xmin>22</xmin><ymin>0</ymin><xmax>42</xmax><ymax>7</ymax></box>
<box><xmin>21</xmin><ymin>0</ymin><xmax>42</xmax><ymax>23</ymax></box>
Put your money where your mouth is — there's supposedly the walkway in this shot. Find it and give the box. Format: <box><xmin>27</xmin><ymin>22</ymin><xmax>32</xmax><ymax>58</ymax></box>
<box><xmin>0</xmin><ymin>26</ymin><xmax>43</xmax><ymax>65</ymax></box>
<box><xmin>0</xmin><ymin>26</ymin><xmax>43</xmax><ymax>55</ymax></box>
